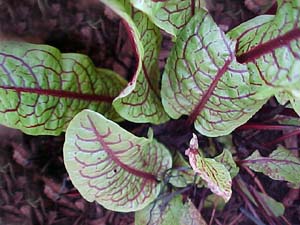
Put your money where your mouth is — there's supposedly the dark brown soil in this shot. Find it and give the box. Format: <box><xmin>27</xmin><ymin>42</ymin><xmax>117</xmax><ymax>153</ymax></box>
<box><xmin>0</xmin><ymin>0</ymin><xmax>299</xmax><ymax>225</ymax></box>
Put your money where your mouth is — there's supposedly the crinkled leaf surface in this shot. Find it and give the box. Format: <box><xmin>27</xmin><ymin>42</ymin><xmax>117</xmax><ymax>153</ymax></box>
<box><xmin>185</xmin><ymin>134</ymin><xmax>232</xmax><ymax>202</ymax></box>
<box><xmin>63</xmin><ymin>109</ymin><xmax>172</xmax><ymax>212</ymax></box>
<box><xmin>228</xmin><ymin>0</ymin><xmax>300</xmax><ymax>98</ymax></box>
<box><xmin>0</xmin><ymin>41</ymin><xmax>126</xmax><ymax>135</ymax></box>
<box><xmin>243</xmin><ymin>145</ymin><xmax>300</xmax><ymax>185</ymax></box>
<box><xmin>130</xmin><ymin>0</ymin><xmax>206</xmax><ymax>37</ymax></box>
<box><xmin>214</xmin><ymin>149</ymin><xmax>239</xmax><ymax>178</ymax></box>
<box><xmin>161</xmin><ymin>10</ymin><xmax>266</xmax><ymax>137</ymax></box>
<box><xmin>100</xmin><ymin>0</ymin><xmax>169</xmax><ymax>124</ymax></box>
<box><xmin>135</xmin><ymin>195</ymin><xmax>207</xmax><ymax>225</ymax></box>
<box><xmin>113</xmin><ymin>8</ymin><xmax>169</xmax><ymax>124</ymax></box>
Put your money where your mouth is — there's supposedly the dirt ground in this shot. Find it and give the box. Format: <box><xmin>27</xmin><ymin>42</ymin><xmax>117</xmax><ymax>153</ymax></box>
<box><xmin>0</xmin><ymin>0</ymin><xmax>299</xmax><ymax>225</ymax></box>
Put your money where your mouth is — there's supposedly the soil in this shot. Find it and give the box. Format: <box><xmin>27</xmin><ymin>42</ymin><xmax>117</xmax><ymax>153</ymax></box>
<box><xmin>0</xmin><ymin>0</ymin><xmax>299</xmax><ymax>225</ymax></box>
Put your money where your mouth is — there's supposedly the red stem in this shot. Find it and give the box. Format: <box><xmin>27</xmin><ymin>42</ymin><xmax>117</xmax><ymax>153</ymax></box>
<box><xmin>237</xmin><ymin>123</ymin><xmax>300</xmax><ymax>131</ymax></box>
<box><xmin>262</xmin><ymin>129</ymin><xmax>300</xmax><ymax>147</ymax></box>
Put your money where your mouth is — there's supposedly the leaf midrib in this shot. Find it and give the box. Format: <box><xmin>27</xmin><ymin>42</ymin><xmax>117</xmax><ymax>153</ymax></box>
<box><xmin>0</xmin><ymin>86</ymin><xmax>114</xmax><ymax>102</ymax></box>
<box><xmin>87</xmin><ymin>115</ymin><xmax>158</xmax><ymax>182</ymax></box>
<box><xmin>236</xmin><ymin>28</ymin><xmax>300</xmax><ymax>63</ymax></box>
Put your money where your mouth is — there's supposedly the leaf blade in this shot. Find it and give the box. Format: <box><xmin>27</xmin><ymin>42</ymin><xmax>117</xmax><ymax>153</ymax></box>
<box><xmin>0</xmin><ymin>42</ymin><xmax>126</xmax><ymax>135</ymax></box>
<box><xmin>63</xmin><ymin>109</ymin><xmax>172</xmax><ymax>212</ymax></box>
<box><xmin>135</xmin><ymin>195</ymin><xmax>207</xmax><ymax>225</ymax></box>
<box><xmin>243</xmin><ymin>145</ymin><xmax>300</xmax><ymax>185</ymax></box>
<box><xmin>161</xmin><ymin>10</ymin><xmax>266</xmax><ymax>137</ymax></box>
<box><xmin>185</xmin><ymin>134</ymin><xmax>232</xmax><ymax>202</ymax></box>
<box><xmin>228</xmin><ymin>0</ymin><xmax>300</xmax><ymax>96</ymax></box>
<box><xmin>113</xmin><ymin>8</ymin><xmax>169</xmax><ymax>124</ymax></box>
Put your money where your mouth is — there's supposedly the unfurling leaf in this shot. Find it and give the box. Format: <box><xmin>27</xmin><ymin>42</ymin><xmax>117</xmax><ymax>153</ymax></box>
<box><xmin>185</xmin><ymin>134</ymin><xmax>232</xmax><ymax>202</ymax></box>
<box><xmin>135</xmin><ymin>195</ymin><xmax>207</xmax><ymax>225</ymax></box>
<box><xmin>0</xmin><ymin>41</ymin><xmax>126</xmax><ymax>135</ymax></box>
<box><xmin>63</xmin><ymin>109</ymin><xmax>172</xmax><ymax>212</ymax></box>
<box><xmin>100</xmin><ymin>0</ymin><xmax>169</xmax><ymax>124</ymax></box>
<box><xmin>243</xmin><ymin>145</ymin><xmax>300</xmax><ymax>185</ymax></box>
<box><xmin>130</xmin><ymin>0</ymin><xmax>206</xmax><ymax>37</ymax></box>
<box><xmin>161</xmin><ymin>9</ymin><xmax>266</xmax><ymax>137</ymax></box>
<box><xmin>228</xmin><ymin>0</ymin><xmax>300</xmax><ymax>105</ymax></box>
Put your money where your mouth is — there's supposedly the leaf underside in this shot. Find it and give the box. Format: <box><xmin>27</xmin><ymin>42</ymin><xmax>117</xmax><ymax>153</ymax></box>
<box><xmin>161</xmin><ymin>10</ymin><xmax>266</xmax><ymax>137</ymax></box>
<box><xmin>0</xmin><ymin>41</ymin><xmax>126</xmax><ymax>135</ymax></box>
<box><xmin>63</xmin><ymin>109</ymin><xmax>172</xmax><ymax>212</ymax></box>
<box><xmin>243</xmin><ymin>145</ymin><xmax>300</xmax><ymax>185</ymax></box>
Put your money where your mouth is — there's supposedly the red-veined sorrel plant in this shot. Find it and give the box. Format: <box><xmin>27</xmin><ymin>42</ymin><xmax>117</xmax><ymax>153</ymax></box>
<box><xmin>0</xmin><ymin>0</ymin><xmax>300</xmax><ymax>224</ymax></box>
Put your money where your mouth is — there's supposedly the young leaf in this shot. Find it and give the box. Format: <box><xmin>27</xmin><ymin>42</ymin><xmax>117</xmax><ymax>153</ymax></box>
<box><xmin>185</xmin><ymin>134</ymin><xmax>232</xmax><ymax>202</ymax></box>
<box><xmin>63</xmin><ymin>109</ymin><xmax>172</xmax><ymax>212</ymax></box>
<box><xmin>0</xmin><ymin>41</ymin><xmax>126</xmax><ymax>135</ymax></box>
<box><xmin>130</xmin><ymin>0</ymin><xmax>206</xmax><ymax>37</ymax></box>
<box><xmin>135</xmin><ymin>195</ymin><xmax>207</xmax><ymax>225</ymax></box>
<box><xmin>214</xmin><ymin>149</ymin><xmax>239</xmax><ymax>178</ymax></box>
<box><xmin>168</xmin><ymin>152</ymin><xmax>201</xmax><ymax>188</ymax></box>
<box><xmin>161</xmin><ymin>10</ymin><xmax>266</xmax><ymax>137</ymax></box>
<box><xmin>242</xmin><ymin>145</ymin><xmax>300</xmax><ymax>185</ymax></box>
<box><xmin>203</xmin><ymin>194</ymin><xmax>226</xmax><ymax>211</ymax></box>
<box><xmin>100</xmin><ymin>0</ymin><xmax>169</xmax><ymax>124</ymax></box>
<box><xmin>228</xmin><ymin>0</ymin><xmax>300</xmax><ymax>98</ymax></box>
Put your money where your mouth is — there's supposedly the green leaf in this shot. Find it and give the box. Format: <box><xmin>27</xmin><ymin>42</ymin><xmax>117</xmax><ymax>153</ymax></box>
<box><xmin>100</xmin><ymin>0</ymin><xmax>169</xmax><ymax>124</ymax></box>
<box><xmin>63</xmin><ymin>109</ymin><xmax>172</xmax><ymax>212</ymax></box>
<box><xmin>257</xmin><ymin>192</ymin><xmax>285</xmax><ymax>217</ymax></box>
<box><xmin>135</xmin><ymin>195</ymin><xmax>207</xmax><ymax>225</ymax></box>
<box><xmin>275</xmin><ymin>90</ymin><xmax>300</xmax><ymax>117</ymax></box>
<box><xmin>236</xmin><ymin>177</ymin><xmax>285</xmax><ymax>217</ymax></box>
<box><xmin>214</xmin><ymin>149</ymin><xmax>239</xmax><ymax>178</ymax></box>
<box><xmin>228</xmin><ymin>0</ymin><xmax>300</xmax><ymax>98</ymax></box>
<box><xmin>130</xmin><ymin>0</ymin><xmax>207</xmax><ymax>37</ymax></box>
<box><xmin>113</xmin><ymin>8</ymin><xmax>169</xmax><ymax>124</ymax></box>
<box><xmin>0</xmin><ymin>41</ymin><xmax>126</xmax><ymax>135</ymax></box>
<box><xmin>161</xmin><ymin>10</ymin><xmax>266</xmax><ymax>137</ymax></box>
<box><xmin>168</xmin><ymin>152</ymin><xmax>200</xmax><ymax>188</ymax></box>
<box><xmin>203</xmin><ymin>194</ymin><xmax>226</xmax><ymax>211</ymax></box>
<box><xmin>243</xmin><ymin>145</ymin><xmax>300</xmax><ymax>185</ymax></box>
<box><xmin>185</xmin><ymin>134</ymin><xmax>232</xmax><ymax>202</ymax></box>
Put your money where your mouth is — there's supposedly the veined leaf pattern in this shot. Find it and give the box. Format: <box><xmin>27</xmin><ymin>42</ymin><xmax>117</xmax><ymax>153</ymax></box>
<box><xmin>113</xmin><ymin>8</ymin><xmax>169</xmax><ymax>123</ymax></box>
<box><xmin>228</xmin><ymin>0</ymin><xmax>300</xmax><ymax>95</ymax></box>
<box><xmin>135</xmin><ymin>195</ymin><xmax>207</xmax><ymax>225</ymax></box>
<box><xmin>161</xmin><ymin>10</ymin><xmax>266</xmax><ymax>137</ymax></box>
<box><xmin>168</xmin><ymin>152</ymin><xmax>200</xmax><ymax>188</ymax></box>
<box><xmin>0</xmin><ymin>41</ymin><xmax>126</xmax><ymax>135</ymax></box>
<box><xmin>101</xmin><ymin>0</ymin><xmax>169</xmax><ymax>124</ymax></box>
<box><xmin>242</xmin><ymin>145</ymin><xmax>300</xmax><ymax>185</ymax></box>
<box><xmin>63</xmin><ymin>110</ymin><xmax>172</xmax><ymax>212</ymax></box>
<box><xmin>214</xmin><ymin>149</ymin><xmax>239</xmax><ymax>178</ymax></box>
<box><xmin>185</xmin><ymin>134</ymin><xmax>232</xmax><ymax>202</ymax></box>
<box><xmin>130</xmin><ymin>0</ymin><xmax>206</xmax><ymax>37</ymax></box>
